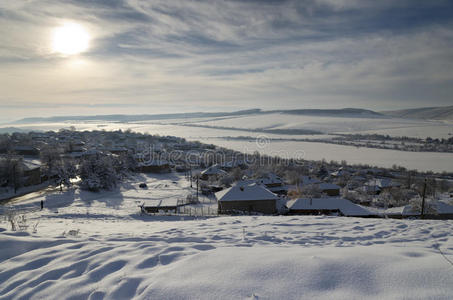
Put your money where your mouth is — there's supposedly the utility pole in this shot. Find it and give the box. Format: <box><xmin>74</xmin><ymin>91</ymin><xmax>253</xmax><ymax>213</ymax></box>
<box><xmin>196</xmin><ymin>175</ymin><xmax>199</xmax><ymax>203</ymax></box>
<box><xmin>421</xmin><ymin>178</ymin><xmax>427</xmax><ymax>219</ymax></box>
<box><xmin>12</xmin><ymin>163</ymin><xmax>17</xmax><ymax>194</ymax></box>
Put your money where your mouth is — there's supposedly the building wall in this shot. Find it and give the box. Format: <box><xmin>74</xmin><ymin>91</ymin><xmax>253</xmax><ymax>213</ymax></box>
<box><xmin>323</xmin><ymin>189</ymin><xmax>340</xmax><ymax>196</ymax></box>
<box><xmin>218</xmin><ymin>199</ymin><xmax>276</xmax><ymax>214</ymax></box>
<box><xmin>23</xmin><ymin>168</ymin><xmax>41</xmax><ymax>186</ymax></box>
<box><xmin>288</xmin><ymin>209</ymin><xmax>341</xmax><ymax>216</ymax></box>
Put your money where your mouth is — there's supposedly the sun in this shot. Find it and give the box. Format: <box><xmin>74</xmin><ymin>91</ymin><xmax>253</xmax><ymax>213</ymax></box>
<box><xmin>52</xmin><ymin>23</ymin><xmax>90</xmax><ymax>55</ymax></box>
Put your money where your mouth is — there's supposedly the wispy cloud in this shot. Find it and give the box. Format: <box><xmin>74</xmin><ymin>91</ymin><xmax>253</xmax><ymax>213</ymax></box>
<box><xmin>0</xmin><ymin>0</ymin><xmax>452</xmax><ymax>121</ymax></box>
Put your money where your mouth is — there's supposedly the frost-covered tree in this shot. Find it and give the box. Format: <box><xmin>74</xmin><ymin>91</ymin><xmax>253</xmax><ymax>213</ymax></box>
<box><xmin>0</xmin><ymin>156</ymin><xmax>24</xmax><ymax>193</ymax></box>
<box><xmin>40</xmin><ymin>145</ymin><xmax>62</xmax><ymax>180</ymax></box>
<box><xmin>55</xmin><ymin>159</ymin><xmax>77</xmax><ymax>191</ymax></box>
<box><xmin>80</xmin><ymin>155</ymin><xmax>118</xmax><ymax>192</ymax></box>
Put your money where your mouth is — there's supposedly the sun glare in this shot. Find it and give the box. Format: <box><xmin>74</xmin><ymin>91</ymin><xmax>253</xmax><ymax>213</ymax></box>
<box><xmin>52</xmin><ymin>23</ymin><xmax>90</xmax><ymax>55</ymax></box>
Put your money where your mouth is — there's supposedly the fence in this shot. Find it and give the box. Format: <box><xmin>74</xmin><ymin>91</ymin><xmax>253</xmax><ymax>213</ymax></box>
<box><xmin>177</xmin><ymin>205</ymin><xmax>218</xmax><ymax>216</ymax></box>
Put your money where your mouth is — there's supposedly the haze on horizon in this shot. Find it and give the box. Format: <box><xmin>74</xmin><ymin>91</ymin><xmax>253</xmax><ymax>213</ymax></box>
<box><xmin>1</xmin><ymin>0</ymin><xmax>453</xmax><ymax>123</ymax></box>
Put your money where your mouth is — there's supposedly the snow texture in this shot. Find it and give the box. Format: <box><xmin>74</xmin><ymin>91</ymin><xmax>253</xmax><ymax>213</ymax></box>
<box><xmin>1</xmin><ymin>173</ymin><xmax>453</xmax><ymax>299</ymax></box>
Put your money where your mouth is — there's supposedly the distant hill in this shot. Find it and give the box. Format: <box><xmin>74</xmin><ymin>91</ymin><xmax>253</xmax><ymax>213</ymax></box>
<box><xmin>381</xmin><ymin>106</ymin><xmax>453</xmax><ymax>120</ymax></box>
<box><xmin>11</xmin><ymin>108</ymin><xmax>385</xmax><ymax>124</ymax></box>
<box><xmin>0</xmin><ymin>127</ymin><xmax>31</xmax><ymax>133</ymax></box>
<box><xmin>274</xmin><ymin>108</ymin><xmax>383</xmax><ymax>117</ymax></box>
<box><xmin>12</xmin><ymin>109</ymin><xmax>262</xmax><ymax>124</ymax></box>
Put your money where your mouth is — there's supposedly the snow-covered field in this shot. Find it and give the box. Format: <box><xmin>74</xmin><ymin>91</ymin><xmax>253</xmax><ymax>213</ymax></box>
<box><xmin>1</xmin><ymin>174</ymin><xmax>453</xmax><ymax>299</ymax></box>
<box><xmin>211</xmin><ymin>139</ymin><xmax>453</xmax><ymax>173</ymax></box>
<box><xmin>187</xmin><ymin>113</ymin><xmax>452</xmax><ymax>137</ymax></box>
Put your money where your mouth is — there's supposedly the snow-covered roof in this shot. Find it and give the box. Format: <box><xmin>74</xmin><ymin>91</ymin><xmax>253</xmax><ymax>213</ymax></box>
<box><xmin>385</xmin><ymin>205</ymin><xmax>419</xmax><ymax>216</ymax></box>
<box><xmin>437</xmin><ymin>201</ymin><xmax>453</xmax><ymax>214</ymax></box>
<box><xmin>107</xmin><ymin>147</ymin><xmax>128</xmax><ymax>152</ymax></box>
<box><xmin>331</xmin><ymin>169</ymin><xmax>350</xmax><ymax>177</ymax></box>
<box><xmin>220</xmin><ymin>160</ymin><xmax>242</xmax><ymax>168</ymax></box>
<box><xmin>201</xmin><ymin>164</ymin><xmax>227</xmax><ymax>176</ymax></box>
<box><xmin>318</xmin><ymin>182</ymin><xmax>340</xmax><ymax>190</ymax></box>
<box><xmin>21</xmin><ymin>160</ymin><xmax>41</xmax><ymax>171</ymax></box>
<box><xmin>13</xmin><ymin>145</ymin><xmax>38</xmax><ymax>151</ymax></box>
<box><xmin>366</xmin><ymin>178</ymin><xmax>400</xmax><ymax>189</ymax></box>
<box><xmin>216</xmin><ymin>182</ymin><xmax>279</xmax><ymax>202</ymax></box>
<box><xmin>267</xmin><ymin>185</ymin><xmax>288</xmax><ymax>192</ymax></box>
<box><xmin>300</xmin><ymin>176</ymin><xmax>321</xmax><ymax>186</ymax></box>
<box><xmin>256</xmin><ymin>173</ymin><xmax>284</xmax><ymax>186</ymax></box>
<box><xmin>138</xmin><ymin>159</ymin><xmax>169</xmax><ymax>167</ymax></box>
<box><xmin>350</xmin><ymin>175</ymin><xmax>367</xmax><ymax>182</ymax></box>
<box><xmin>357</xmin><ymin>185</ymin><xmax>381</xmax><ymax>193</ymax></box>
<box><xmin>387</xmin><ymin>200</ymin><xmax>453</xmax><ymax>216</ymax></box>
<box><xmin>287</xmin><ymin>197</ymin><xmax>373</xmax><ymax>216</ymax></box>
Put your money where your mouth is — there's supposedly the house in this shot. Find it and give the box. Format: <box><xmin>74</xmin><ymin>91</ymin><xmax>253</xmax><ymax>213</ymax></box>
<box><xmin>300</xmin><ymin>176</ymin><xmax>321</xmax><ymax>186</ymax></box>
<box><xmin>346</xmin><ymin>175</ymin><xmax>367</xmax><ymax>190</ymax></box>
<box><xmin>137</xmin><ymin>160</ymin><xmax>171</xmax><ymax>173</ymax></box>
<box><xmin>175</xmin><ymin>164</ymin><xmax>189</xmax><ymax>173</ymax></box>
<box><xmin>219</xmin><ymin>160</ymin><xmax>246</xmax><ymax>170</ymax></box>
<box><xmin>330</xmin><ymin>167</ymin><xmax>350</xmax><ymax>178</ymax></box>
<box><xmin>69</xmin><ymin>141</ymin><xmax>86</xmax><ymax>152</ymax></box>
<box><xmin>318</xmin><ymin>182</ymin><xmax>341</xmax><ymax>196</ymax></box>
<box><xmin>256</xmin><ymin>173</ymin><xmax>287</xmax><ymax>195</ymax></box>
<box><xmin>365</xmin><ymin>178</ymin><xmax>401</xmax><ymax>194</ymax></box>
<box><xmin>434</xmin><ymin>201</ymin><xmax>453</xmax><ymax>219</ymax></box>
<box><xmin>200</xmin><ymin>164</ymin><xmax>227</xmax><ymax>180</ymax></box>
<box><xmin>287</xmin><ymin>197</ymin><xmax>375</xmax><ymax>217</ymax></box>
<box><xmin>298</xmin><ymin>176</ymin><xmax>340</xmax><ymax>196</ymax></box>
<box><xmin>201</xmin><ymin>184</ymin><xmax>223</xmax><ymax>195</ymax></box>
<box><xmin>386</xmin><ymin>199</ymin><xmax>453</xmax><ymax>220</ymax></box>
<box><xmin>216</xmin><ymin>181</ymin><xmax>279</xmax><ymax>214</ymax></box>
<box><xmin>385</xmin><ymin>205</ymin><xmax>420</xmax><ymax>219</ymax></box>
<box><xmin>107</xmin><ymin>147</ymin><xmax>128</xmax><ymax>155</ymax></box>
<box><xmin>21</xmin><ymin>159</ymin><xmax>41</xmax><ymax>186</ymax></box>
<box><xmin>13</xmin><ymin>146</ymin><xmax>40</xmax><ymax>156</ymax></box>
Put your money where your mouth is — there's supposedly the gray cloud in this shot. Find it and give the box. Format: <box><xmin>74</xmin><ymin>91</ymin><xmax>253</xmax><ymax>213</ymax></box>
<box><xmin>0</xmin><ymin>0</ymin><xmax>452</xmax><ymax>121</ymax></box>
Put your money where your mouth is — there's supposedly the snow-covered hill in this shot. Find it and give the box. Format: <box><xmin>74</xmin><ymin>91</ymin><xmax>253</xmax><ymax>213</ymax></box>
<box><xmin>382</xmin><ymin>105</ymin><xmax>453</xmax><ymax>121</ymax></box>
<box><xmin>185</xmin><ymin>113</ymin><xmax>435</xmax><ymax>134</ymax></box>
<box><xmin>1</xmin><ymin>174</ymin><xmax>453</xmax><ymax>299</ymax></box>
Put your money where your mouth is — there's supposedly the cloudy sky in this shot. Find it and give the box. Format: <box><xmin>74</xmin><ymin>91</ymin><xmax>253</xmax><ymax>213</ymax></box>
<box><xmin>1</xmin><ymin>0</ymin><xmax>452</xmax><ymax>122</ymax></box>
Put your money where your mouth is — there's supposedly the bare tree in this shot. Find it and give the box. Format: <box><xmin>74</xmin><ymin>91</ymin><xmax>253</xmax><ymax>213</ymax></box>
<box><xmin>40</xmin><ymin>145</ymin><xmax>61</xmax><ymax>180</ymax></box>
<box><xmin>0</xmin><ymin>156</ymin><xmax>24</xmax><ymax>193</ymax></box>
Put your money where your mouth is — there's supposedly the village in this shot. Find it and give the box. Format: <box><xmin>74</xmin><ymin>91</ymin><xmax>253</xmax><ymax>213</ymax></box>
<box><xmin>1</xmin><ymin>129</ymin><xmax>453</xmax><ymax>222</ymax></box>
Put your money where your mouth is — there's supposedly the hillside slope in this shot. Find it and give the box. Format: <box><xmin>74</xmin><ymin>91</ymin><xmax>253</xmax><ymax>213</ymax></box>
<box><xmin>381</xmin><ymin>106</ymin><xmax>453</xmax><ymax>120</ymax></box>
